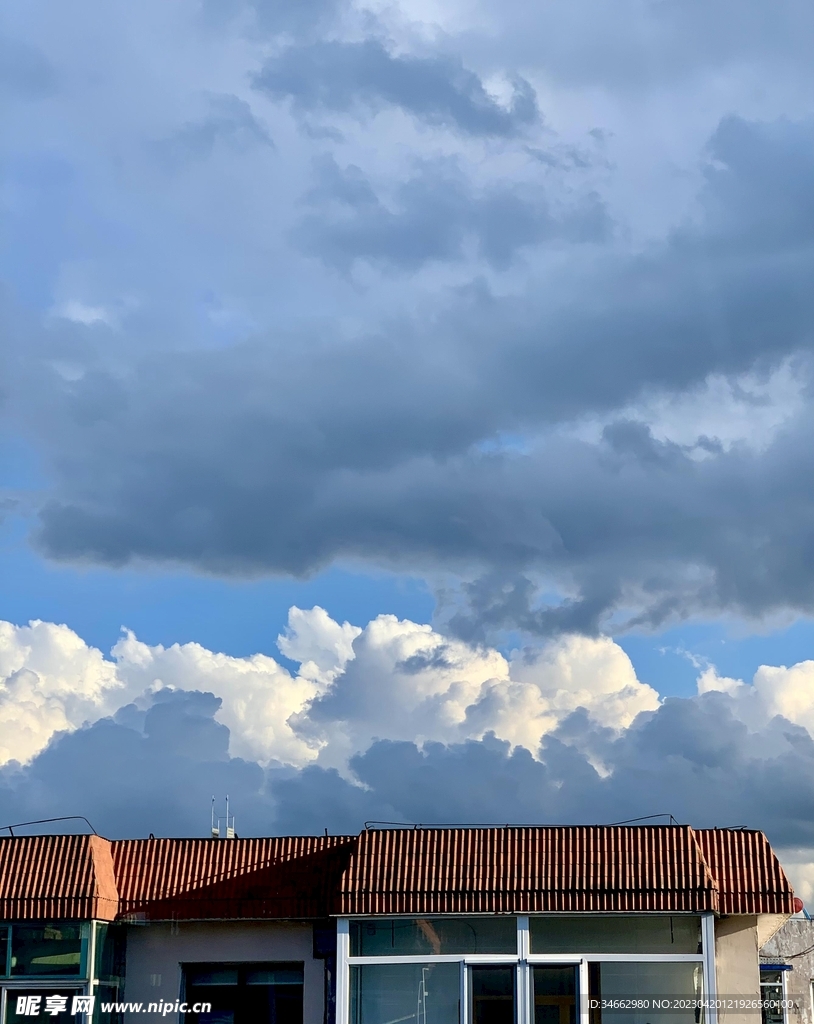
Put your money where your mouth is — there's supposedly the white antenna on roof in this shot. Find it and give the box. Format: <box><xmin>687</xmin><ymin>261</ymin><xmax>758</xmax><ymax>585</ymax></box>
<box><xmin>226</xmin><ymin>795</ymin><xmax>235</xmax><ymax>839</ymax></box>
<box><xmin>210</xmin><ymin>796</ymin><xmax>235</xmax><ymax>839</ymax></box>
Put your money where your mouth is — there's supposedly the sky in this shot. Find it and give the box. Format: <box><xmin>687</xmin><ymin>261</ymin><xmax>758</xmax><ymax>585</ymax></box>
<box><xmin>2</xmin><ymin>0</ymin><xmax>814</xmax><ymax>899</ymax></box>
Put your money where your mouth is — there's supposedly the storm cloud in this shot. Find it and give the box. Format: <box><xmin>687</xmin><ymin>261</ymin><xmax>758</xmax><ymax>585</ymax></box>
<box><xmin>1</xmin><ymin>0</ymin><xmax>814</xmax><ymax>637</ymax></box>
<box><xmin>0</xmin><ymin>110</ymin><xmax>806</xmax><ymax>635</ymax></box>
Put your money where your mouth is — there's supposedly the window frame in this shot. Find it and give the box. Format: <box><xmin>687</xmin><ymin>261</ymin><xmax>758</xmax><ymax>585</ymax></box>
<box><xmin>0</xmin><ymin>925</ymin><xmax>11</xmax><ymax>977</ymax></box>
<box><xmin>338</xmin><ymin>913</ymin><xmax>716</xmax><ymax>1024</ymax></box>
<box><xmin>759</xmin><ymin>966</ymin><xmax>789</xmax><ymax>1024</ymax></box>
<box><xmin>0</xmin><ymin>922</ymin><xmax>91</xmax><ymax>982</ymax></box>
<box><xmin>179</xmin><ymin>960</ymin><xmax>306</xmax><ymax>1024</ymax></box>
<box><xmin>0</xmin><ymin>919</ymin><xmax>116</xmax><ymax>1024</ymax></box>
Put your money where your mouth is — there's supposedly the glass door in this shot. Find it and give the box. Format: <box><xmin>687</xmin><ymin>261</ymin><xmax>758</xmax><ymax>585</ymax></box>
<box><xmin>531</xmin><ymin>966</ymin><xmax>578</xmax><ymax>1024</ymax></box>
<box><xmin>468</xmin><ymin>966</ymin><xmax>515</xmax><ymax>1024</ymax></box>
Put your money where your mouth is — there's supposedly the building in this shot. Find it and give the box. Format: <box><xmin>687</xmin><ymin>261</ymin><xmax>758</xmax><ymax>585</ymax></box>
<box><xmin>0</xmin><ymin>826</ymin><xmax>800</xmax><ymax>1024</ymax></box>
<box><xmin>757</xmin><ymin>914</ymin><xmax>814</xmax><ymax>1024</ymax></box>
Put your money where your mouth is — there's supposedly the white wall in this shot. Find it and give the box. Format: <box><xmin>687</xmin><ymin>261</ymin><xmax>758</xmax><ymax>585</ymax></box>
<box><xmin>715</xmin><ymin>916</ymin><xmax>760</xmax><ymax>1024</ymax></box>
<box><xmin>121</xmin><ymin>920</ymin><xmax>323</xmax><ymax>1024</ymax></box>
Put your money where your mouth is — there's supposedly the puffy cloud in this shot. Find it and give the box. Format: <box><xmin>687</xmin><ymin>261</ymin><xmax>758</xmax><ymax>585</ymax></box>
<box><xmin>0</xmin><ymin>620</ymin><xmax>125</xmax><ymax>765</ymax></box>
<box><xmin>0</xmin><ymin>608</ymin><xmax>657</xmax><ymax>772</ymax></box>
<box><xmin>273</xmin><ymin>689</ymin><xmax>814</xmax><ymax>845</ymax></box>
<box><xmin>699</xmin><ymin>659</ymin><xmax>814</xmax><ymax>738</ymax></box>
<box><xmin>109</xmin><ymin>629</ymin><xmax>320</xmax><ymax>766</ymax></box>
<box><xmin>0</xmin><ymin>609</ymin><xmax>324</xmax><ymax>770</ymax></box>
<box><xmin>276</xmin><ymin>604</ymin><xmax>361</xmax><ymax>685</ymax></box>
<box><xmin>0</xmin><ymin>689</ymin><xmax>270</xmax><ymax>838</ymax></box>
<box><xmin>3</xmin><ymin>0</ymin><xmax>814</xmax><ymax>639</ymax></box>
<box><xmin>298</xmin><ymin>622</ymin><xmax>657</xmax><ymax>768</ymax></box>
<box><xmin>3</xmin><ymin>610</ymin><xmax>814</xmax><ymax>863</ymax></box>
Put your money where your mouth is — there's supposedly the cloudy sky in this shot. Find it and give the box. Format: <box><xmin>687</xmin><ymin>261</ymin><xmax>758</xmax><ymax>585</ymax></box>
<box><xmin>2</xmin><ymin>0</ymin><xmax>814</xmax><ymax>896</ymax></box>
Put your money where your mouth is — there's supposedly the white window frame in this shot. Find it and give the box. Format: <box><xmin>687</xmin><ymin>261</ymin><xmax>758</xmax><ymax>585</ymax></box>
<box><xmin>759</xmin><ymin>965</ymin><xmax>788</xmax><ymax>1024</ymax></box>
<box><xmin>337</xmin><ymin>913</ymin><xmax>715</xmax><ymax>1024</ymax></box>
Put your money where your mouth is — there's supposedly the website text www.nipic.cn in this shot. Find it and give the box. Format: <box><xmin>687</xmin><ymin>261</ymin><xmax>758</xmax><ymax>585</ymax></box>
<box><xmin>13</xmin><ymin>995</ymin><xmax>212</xmax><ymax>1017</ymax></box>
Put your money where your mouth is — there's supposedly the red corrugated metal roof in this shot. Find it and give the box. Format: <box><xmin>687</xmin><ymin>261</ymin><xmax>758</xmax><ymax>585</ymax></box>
<box><xmin>0</xmin><ymin>835</ymin><xmax>119</xmax><ymax>921</ymax></box>
<box><xmin>338</xmin><ymin>826</ymin><xmax>721</xmax><ymax>915</ymax></box>
<box><xmin>0</xmin><ymin>827</ymin><xmax>796</xmax><ymax>921</ymax></box>
<box><xmin>112</xmin><ymin>836</ymin><xmax>355</xmax><ymax>920</ymax></box>
<box><xmin>696</xmin><ymin>828</ymin><xmax>794</xmax><ymax>915</ymax></box>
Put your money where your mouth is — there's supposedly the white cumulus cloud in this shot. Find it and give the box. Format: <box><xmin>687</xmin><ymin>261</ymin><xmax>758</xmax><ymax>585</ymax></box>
<box><xmin>0</xmin><ymin>620</ymin><xmax>125</xmax><ymax>764</ymax></box>
<box><xmin>7</xmin><ymin>606</ymin><xmax>814</xmax><ymax>802</ymax></box>
<box><xmin>0</xmin><ymin>607</ymin><xmax>658</xmax><ymax>771</ymax></box>
<box><xmin>698</xmin><ymin>658</ymin><xmax>814</xmax><ymax>736</ymax></box>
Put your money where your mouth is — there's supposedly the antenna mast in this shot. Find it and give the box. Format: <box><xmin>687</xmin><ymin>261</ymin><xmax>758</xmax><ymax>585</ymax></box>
<box><xmin>210</xmin><ymin>796</ymin><xmax>235</xmax><ymax>839</ymax></box>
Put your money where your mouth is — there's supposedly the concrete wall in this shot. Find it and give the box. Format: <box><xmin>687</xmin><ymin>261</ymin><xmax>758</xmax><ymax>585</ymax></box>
<box><xmin>121</xmin><ymin>920</ymin><xmax>323</xmax><ymax>1024</ymax></box>
<box><xmin>761</xmin><ymin>919</ymin><xmax>814</xmax><ymax>1024</ymax></box>
<box><xmin>715</xmin><ymin>916</ymin><xmax>760</xmax><ymax>1024</ymax></box>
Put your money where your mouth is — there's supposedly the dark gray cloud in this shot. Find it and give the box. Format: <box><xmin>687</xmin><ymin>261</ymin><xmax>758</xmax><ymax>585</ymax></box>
<box><xmin>705</xmin><ymin>115</ymin><xmax>814</xmax><ymax>247</ymax></box>
<box><xmin>0</xmin><ymin>690</ymin><xmax>270</xmax><ymax>838</ymax></box>
<box><xmin>254</xmin><ymin>39</ymin><xmax>540</xmax><ymax>137</ymax></box>
<box><xmin>3</xmin><ymin>686</ymin><xmax>813</xmax><ymax>853</ymax></box>
<box><xmin>293</xmin><ymin>156</ymin><xmax>609</xmax><ymax>272</ymax></box>
<box><xmin>5</xmin><ymin>114</ymin><xmax>811</xmax><ymax>634</ymax></box>
<box><xmin>265</xmin><ymin>694</ymin><xmax>814</xmax><ymax>846</ymax></box>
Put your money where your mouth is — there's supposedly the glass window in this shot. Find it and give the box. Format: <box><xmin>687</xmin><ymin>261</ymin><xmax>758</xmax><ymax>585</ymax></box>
<box><xmin>533</xmin><ymin>965</ymin><xmax>577</xmax><ymax>1024</ymax></box>
<box><xmin>183</xmin><ymin>962</ymin><xmax>303</xmax><ymax>1024</ymax></box>
<box><xmin>588</xmin><ymin>961</ymin><xmax>704</xmax><ymax>1024</ymax></box>
<box><xmin>93</xmin><ymin>924</ymin><xmax>127</xmax><ymax>1024</ymax></box>
<box><xmin>93</xmin><ymin>923</ymin><xmax>126</xmax><ymax>985</ymax></box>
<box><xmin>11</xmin><ymin>923</ymin><xmax>88</xmax><ymax>976</ymax></box>
<box><xmin>350</xmin><ymin>962</ymin><xmax>459</xmax><ymax>1024</ymax></box>
<box><xmin>471</xmin><ymin>966</ymin><xmax>514</xmax><ymax>1024</ymax></box>
<box><xmin>187</xmin><ymin>967</ymin><xmax>240</xmax><ymax>986</ymax></box>
<box><xmin>530</xmin><ymin>916</ymin><xmax>701</xmax><ymax>954</ymax></box>
<box><xmin>0</xmin><ymin>925</ymin><xmax>9</xmax><ymax>976</ymax></box>
<box><xmin>95</xmin><ymin>983</ymin><xmax>124</xmax><ymax>1024</ymax></box>
<box><xmin>760</xmin><ymin>970</ymin><xmax>785</xmax><ymax>1024</ymax></box>
<box><xmin>350</xmin><ymin>918</ymin><xmax>517</xmax><ymax>956</ymax></box>
<box><xmin>245</xmin><ymin>968</ymin><xmax>303</xmax><ymax>986</ymax></box>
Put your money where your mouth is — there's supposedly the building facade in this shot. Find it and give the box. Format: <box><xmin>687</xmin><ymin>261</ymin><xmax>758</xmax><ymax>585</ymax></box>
<box><xmin>757</xmin><ymin>916</ymin><xmax>814</xmax><ymax>1024</ymax></box>
<box><xmin>0</xmin><ymin>827</ymin><xmax>799</xmax><ymax>1024</ymax></box>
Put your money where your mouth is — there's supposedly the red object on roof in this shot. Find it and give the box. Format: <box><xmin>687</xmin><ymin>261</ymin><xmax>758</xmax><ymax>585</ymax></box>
<box><xmin>0</xmin><ymin>826</ymin><xmax>797</xmax><ymax>921</ymax></box>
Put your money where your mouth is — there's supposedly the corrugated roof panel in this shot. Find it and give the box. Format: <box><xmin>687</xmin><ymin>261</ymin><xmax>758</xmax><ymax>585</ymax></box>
<box><xmin>112</xmin><ymin>835</ymin><xmax>356</xmax><ymax>918</ymax></box>
<box><xmin>696</xmin><ymin>828</ymin><xmax>794</xmax><ymax>915</ymax></box>
<box><xmin>0</xmin><ymin>827</ymin><xmax>797</xmax><ymax>921</ymax></box>
<box><xmin>338</xmin><ymin>826</ymin><xmax>720</xmax><ymax>915</ymax></box>
<box><xmin>0</xmin><ymin>834</ymin><xmax>118</xmax><ymax>920</ymax></box>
